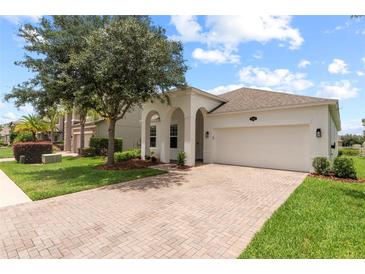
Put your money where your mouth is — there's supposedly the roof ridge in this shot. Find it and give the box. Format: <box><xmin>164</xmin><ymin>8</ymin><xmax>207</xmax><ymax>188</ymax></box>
<box><xmin>219</xmin><ymin>86</ymin><xmax>336</xmax><ymax>102</ymax></box>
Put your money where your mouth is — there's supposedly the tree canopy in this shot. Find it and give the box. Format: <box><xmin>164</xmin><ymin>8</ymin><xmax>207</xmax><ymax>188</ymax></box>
<box><xmin>5</xmin><ymin>16</ymin><xmax>187</xmax><ymax>165</ymax></box>
<box><xmin>65</xmin><ymin>16</ymin><xmax>187</xmax><ymax>165</ymax></box>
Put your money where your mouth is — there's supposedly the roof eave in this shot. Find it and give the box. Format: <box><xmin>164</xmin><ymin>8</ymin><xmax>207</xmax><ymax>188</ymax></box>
<box><xmin>208</xmin><ymin>100</ymin><xmax>339</xmax><ymax>117</ymax></box>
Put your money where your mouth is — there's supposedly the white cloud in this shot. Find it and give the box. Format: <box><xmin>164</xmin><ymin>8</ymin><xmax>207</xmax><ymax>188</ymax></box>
<box><xmin>328</xmin><ymin>58</ymin><xmax>349</xmax><ymax>74</ymax></box>
<box><xmin>253</xmin><ymin>51</ymin><xmax>263</xmax><ymax>59</ymax></box>
<box><xmin>171</xmin><ymin>15</ymin><xmax>303</xmax><ymax>64</ymax></box>
<box><xmin>298</xmin><ymin>59</ymin><xmax>311</xmax><ymax>68</ymax></box>
<box><xmin>203</xmin><ymin>16</ymin><xmax>303</xmax><ymax>50</ymax></box>
<box><xmin>356</xmin><ymin>71</ymin><xmax>364</xmax><ymax>76</ymax></box>
<box><xmin>0</xmin><ymin>102</ymin><xmax>5</xmax><ymax>109</ymax></box>
<box><xmin>238</xmin><ymin>66</ymin><xmax>313</xmax><ymax>92</ymax></box>
<box><xmin>207</xmin><ymin>84</ymin><xmax>244</xmax><ymax>95</ymax></box>
<box><xmin>2</xmin><ymin>16</ymin><xmax>40</xmax><ymax>25</ymax></box>
<box><xmin>170</xmin><ymin>15</ymin><xmax>203</xmax><ymax>42</ymax></box>
<box><xmin>192</xmin><ymin>48</ymin><xmax>239</xmax><ymax>64</ymax></box>
<box><xmin>19</xmin><ymin>104</ymin><xmax>34</xmax><ymax>115</ymax></box>
<box><xmin>340</xmin><ymin>119</ymin><xmax>364</xmax><ymax>135</ymax></box>
<box><xmin>317</xmin><ymin>80</ymin><xmax>358</xmax><ymax>99</ymax></box>
<box><xmin>1</xmin><ymin>112</ymin><xmax>17</xmax><ymax>122</ymax></box>
<box><xmin>362</xmin><ymin>57</ymin><xmax>365</xmax><ymax>65</ymax></box>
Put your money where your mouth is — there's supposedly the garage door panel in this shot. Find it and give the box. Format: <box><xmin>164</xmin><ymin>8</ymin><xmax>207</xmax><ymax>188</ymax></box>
<box><xmin>214</xmin><ymin>125</ymin><xmax>310</xmax><ymax>172</ymax></box>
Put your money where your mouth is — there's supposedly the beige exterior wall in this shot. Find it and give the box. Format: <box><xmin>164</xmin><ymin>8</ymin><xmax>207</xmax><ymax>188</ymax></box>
<box><xmin>140</xmin><ymin>88</ymin><xmax>341</xmax><ymax>170</ymax></box>
<box><xmin>328</xmin><ymin>111</ymin><xmax>338</xmax><ymax>160</ymax></box>
<box><xmin>141</xmin><ymin>88</ymin><xmax>223</xmax><ymax>165</ymax></box>
<box><xmin>95</xmin><ymin>108</ymin><xmax>142</xmax><ymax>151</ymax></box>
<box><xmin>204</xmin><ymin>105</ymin><xmax>336</xmax><ymax>172</ymax></box>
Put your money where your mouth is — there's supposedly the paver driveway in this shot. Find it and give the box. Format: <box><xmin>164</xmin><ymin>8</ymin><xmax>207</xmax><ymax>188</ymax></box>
<box><xmin>0</xmin><ymin>164</ymin><xmax>307</xmax><ymax>259</ymax></box>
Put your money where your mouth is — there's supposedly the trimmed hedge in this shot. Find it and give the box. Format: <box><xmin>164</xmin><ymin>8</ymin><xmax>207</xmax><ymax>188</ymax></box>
<box><xmin>79</xmin><ymin>147</ymin><xmax>97</xmax><ymax>157</ymax></box>
<box><xmin>13</xmin><ymin>142</ymin><xmax>52</xmax><ymax>164</ymax></box>
<box><xmin>312</xmin><ymin>157</ymin><xmax>331</xmax><ymax>176</ymax></box>
<box><xmin>89</xmin><ymin>137</ymin><xmax>123</xmax><ymax>156</ymax></box>
<box><xmin>114</xmin><ymin>149</ymin><xmax>141</xmax><ymax>163</ymax></box>
<box><xmin>338</xmin><ymin>148</ymin><xmax>360</xmax><ymax>157</ymax></box>
<box><xmin>333</xmin><ymin>157</ymin><xmax>357</xmax><ymax>179</ymax></box>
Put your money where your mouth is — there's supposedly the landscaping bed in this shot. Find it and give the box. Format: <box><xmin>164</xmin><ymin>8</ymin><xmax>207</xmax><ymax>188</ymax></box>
<box><xmin>96</xmin><ymin>158</ymin><xmax>160</xmax><ymax>170</ymax></box>
<box><xmin>309</xmin><ymin>173</ymin><xmax>365</xmax><ymax>183</ymax></box>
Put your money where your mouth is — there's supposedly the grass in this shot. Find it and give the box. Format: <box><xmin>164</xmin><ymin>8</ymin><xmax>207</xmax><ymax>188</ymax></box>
<box><xmin>352</xmin><ymin>156</ymin><xmax>365</xmax><ymax>179</ymax></box>
<box><xmin>0</xmin><ymin>147</ymin><xmax>13</xmax><ymax>158</ymax></box>
<box><xmin>239</xmin><ymin>156</ymin><xmax>365</xmax><ymax>259</ymax></box>
<box><xmin>0</xmin><ymin>156</ymin><xmax>165</xmax><ymax>200</ymax></box>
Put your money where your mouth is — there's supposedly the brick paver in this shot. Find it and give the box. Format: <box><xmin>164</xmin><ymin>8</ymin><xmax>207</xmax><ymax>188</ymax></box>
<box><xmin>0</xmin><ymin>164</ymin><xmax>307</xmax><ymax>259</ymax></box>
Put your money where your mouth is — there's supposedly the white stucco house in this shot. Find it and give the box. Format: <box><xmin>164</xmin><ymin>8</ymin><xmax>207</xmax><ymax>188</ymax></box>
<box><xmin>141</xmin><ymin>86</ymin><xmax>341</xmax><ymax>172</ymax></box>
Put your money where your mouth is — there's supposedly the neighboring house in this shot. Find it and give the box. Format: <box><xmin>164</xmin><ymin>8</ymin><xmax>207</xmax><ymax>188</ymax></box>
<box><xmin>0</xmin><ymin>125</ymin><xmax>11</xmax><ymax>144</ymax></box>
<box><xmin>141</xmin><ymin>86</ymin><xmax>341</xmax><ymax>172</ymax></box>
<box><xmin>63</xmin><ymin>108</ymin><xmax>141</xmax><ymax>153</ymax></box>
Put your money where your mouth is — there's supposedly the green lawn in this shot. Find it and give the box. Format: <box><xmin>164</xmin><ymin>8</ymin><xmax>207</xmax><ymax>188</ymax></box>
<box><xmin>239</xmin><ymin>156</ymin><xmax>365</xmax><ymax>259</ymax></box>
<box><xmin>0</xmin><ymin>156</ymin><xmax>165</xmax><ymax>200</ymax></box>
<box><xmin>353</xmin><ymin>156</ymin><xmax>365</xmax><ymax>179</ymax></box>
<box><xmin>0</xmin><ymin>147</ymin><xmax>13</xmax><ymax>158</ymax></box>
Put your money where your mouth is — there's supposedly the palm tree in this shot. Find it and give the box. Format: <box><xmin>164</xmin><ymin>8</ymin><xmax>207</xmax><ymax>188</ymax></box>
<box><xmin>14</xmin><ymin>114</ymin><xmax>48</xmax><ymax>140</ymax></box>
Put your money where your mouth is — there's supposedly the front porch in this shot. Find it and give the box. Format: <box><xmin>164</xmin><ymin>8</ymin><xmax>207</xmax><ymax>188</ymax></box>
<box><xmin>141</xmin><ymin>87</ymin><xmax>225</xmax><ymax>166</ymax></box>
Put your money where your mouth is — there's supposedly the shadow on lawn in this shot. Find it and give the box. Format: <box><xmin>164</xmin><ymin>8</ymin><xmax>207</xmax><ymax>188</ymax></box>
<box><xmin>103</xmin><ymin>171</ymin><xmax>187</xmax><ymax>192</ymax></box>
<box><xmin>341</xmin><ymin>188</ymin><xmax>365</xmax><ymax>201</ymax></box>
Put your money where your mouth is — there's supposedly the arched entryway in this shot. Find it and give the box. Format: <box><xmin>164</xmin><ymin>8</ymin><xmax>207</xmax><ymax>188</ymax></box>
<box><xmin>143</xmin><ymin>110</ymin><xmax>161</xmax><ymax>158</ymax></box>
<box><xmin>195</xmin><ymin>108</ymin><xmax>205</xmax><ymax>162</ymax></box>
<box><xmin>169</xmin><ymin>108</ymin><xmax>185</xmax><ymax>161</ymax></box>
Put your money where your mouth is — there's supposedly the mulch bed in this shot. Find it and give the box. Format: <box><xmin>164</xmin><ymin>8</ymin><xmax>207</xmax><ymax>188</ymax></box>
<box><xmin>95</xmin><ymin>159</ymin><xmax>160</xmax><ymax>170</ymax></box>
<box><xmin>309</xmin><ymin>173</ymin><xmax>365</xmax><ymax>184</ymax></box>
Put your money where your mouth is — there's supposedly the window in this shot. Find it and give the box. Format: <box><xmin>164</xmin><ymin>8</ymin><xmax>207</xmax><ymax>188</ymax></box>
<box><xmin>170</xmin><ymin>124</ymin><xmax>178</xmax><ymax>148</ymax></box>
<box><xmin>150</xmin><ymin>125</ymin><xmax>156</xmax><ymax>148</ymax></box>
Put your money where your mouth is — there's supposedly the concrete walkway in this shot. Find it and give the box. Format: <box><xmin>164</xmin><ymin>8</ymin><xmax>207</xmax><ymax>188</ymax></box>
<box><xmin>0</xmin><ymin>157</ymin><xmax>15</xmax><ymax>162</ymax></box>
<box><xmin>0</xmin><ymin>170</ymin><xmax>31</xmax><ymax>208</ymax></box>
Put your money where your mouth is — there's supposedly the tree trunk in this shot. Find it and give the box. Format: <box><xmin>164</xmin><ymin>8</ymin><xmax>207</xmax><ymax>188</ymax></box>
<box><xmin>50</xmin><ymin>130</ymin><xmax>54</xmax><ymax>144</ymax></box>
<box><xmin>79</xmin><ymin>113</ymin><xmax>86</xmax><ymax>153</ymax></box>
<box><xmin>106</xmin><ymin>118</ymin><xmax>116</xmax><ymax>166</ymax></box>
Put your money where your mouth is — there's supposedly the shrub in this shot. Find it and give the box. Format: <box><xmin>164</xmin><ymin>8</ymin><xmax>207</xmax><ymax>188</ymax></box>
<box><xmin>89</xmin><ymin>137</ymin><xmax>123</xmax><ymax>156</ymax></box>
<box><xmin>312</xmin><ymin>157</ymin><xmax>331</xmax><ymax>176</ymax></box>
<box><xmin>13</xmin><ymin>142</ymin><xmax>52</xmax><ymax>164</ymax></box>
<box><xmin>80</xmin><ymin>147</ymin><xmax>97</xmax><ymax>157</ymax></box>
<box><xmin>338</xmin><ymin>148</ymin><xmax>360</xmax><ymax>156</ymax></box>
<box><xmin>177</xmin><ymin>151</ymin><xmax>186</xmax><ymax>167</ymax></box>
<box><xmin>333</xmin><ymin>157</ymin><xmax>357</xmax><ymax>179</ymax></box>
<box><xmin>114</xmin><ymin>149</ymin><xmax>141</xmax><ymax>163</ymax></box>
<box><xmin>13</xmin><ymin>132</ymin><xmax>35</xmax><ymax>143</ymax></box>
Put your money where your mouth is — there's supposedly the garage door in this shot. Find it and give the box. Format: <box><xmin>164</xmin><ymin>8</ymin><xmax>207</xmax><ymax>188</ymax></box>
<box><xmin>214</xmin><ymin>125</ymin><xmax>310</xmax><ymax>172</ymax></box>
<box><xmin>73</xmin><ymin>133</ymin><xmax>93</xmax><ymax>153</ymax></box>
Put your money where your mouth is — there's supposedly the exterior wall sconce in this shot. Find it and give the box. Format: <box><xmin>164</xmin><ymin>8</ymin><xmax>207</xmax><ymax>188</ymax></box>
<box><xmin>316</xmin><ymin>128</ymin><xmax>322</xmax><ymax>138</ymax></box>
<box><xmin>249</xmin><ymin>116</ymin><xmax>257</xmax><ymax>122</ymax></box>
<box><xmin>331</xmin><ymin>142</ymin><xmax>336</xmax><ymax>149</ymax></box>
<box><xmin>205</xmin><ymin>131</ymin><xmax>210</xmax><ymax>138</ymax></box>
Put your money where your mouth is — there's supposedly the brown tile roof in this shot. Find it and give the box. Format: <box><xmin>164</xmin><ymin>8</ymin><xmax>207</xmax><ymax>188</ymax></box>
<box><xmin>210</xmin><ymin>87</ymin><xmax>337</xmax><ymax>114</ymax></box>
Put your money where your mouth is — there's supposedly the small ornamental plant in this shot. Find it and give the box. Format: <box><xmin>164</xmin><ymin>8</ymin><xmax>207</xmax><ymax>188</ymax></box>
<box><xmin>333</xmin><ymin>157</ymin><xmax>357</xmax><ymax>179</ymax></box>
<box><xmin>312</xmin><ymin>157</ymin><xmax>331</xmax><ymax>176</ymax></box>
<box><xmin>177</xmin><ymin>151</ymin><xmax>186</xmax><ymax>167</ymax></box>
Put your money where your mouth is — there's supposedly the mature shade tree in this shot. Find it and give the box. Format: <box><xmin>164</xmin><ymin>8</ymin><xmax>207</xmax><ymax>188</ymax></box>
<box><xmin>5</xmin><ymin>16</ymin><xmax>109</xmax><ymax>151</ymax></box>
<box><xmin>340</xmin><ymin>134</ymin><xmax>365</xmax><ymax>147</ymax></box>
<box><xmin>68</xmin><ymin>16</ymin><xmax>187</xmax><ymax>165</ymax></box>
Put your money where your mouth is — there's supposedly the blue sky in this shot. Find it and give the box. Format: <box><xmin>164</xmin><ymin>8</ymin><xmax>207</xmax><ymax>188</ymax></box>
<box><xmin>0</xmin><ymin>15</ymin><xmax>364</xmax><ymax>134</ymax></box>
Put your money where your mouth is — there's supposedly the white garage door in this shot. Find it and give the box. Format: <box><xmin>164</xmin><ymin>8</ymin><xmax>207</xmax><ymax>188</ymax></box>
<box><xmin>214</xmin><ymin>125</ymin><xmax>310</xmax><ymax>172</ymax></box>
